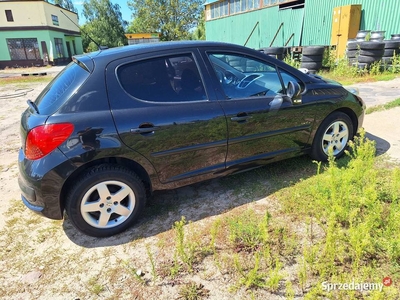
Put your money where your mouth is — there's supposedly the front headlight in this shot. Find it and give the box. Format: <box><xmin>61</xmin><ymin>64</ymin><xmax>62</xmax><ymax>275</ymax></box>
<box><xmin>345</xmin><ymin>86</ymin><xmax>359</xmax><ymax>96</ymax></box>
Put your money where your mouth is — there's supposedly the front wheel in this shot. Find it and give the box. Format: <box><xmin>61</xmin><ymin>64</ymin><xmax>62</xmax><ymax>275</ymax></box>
<box><xmin>65</xmin><ymin>165</ymin><xmax>146</xmax><ymax>237</ymax></box>
<box><xmin>310</xmin><ymin>112</ymin><xmax>354</xmax><ymax>161</ymax></box>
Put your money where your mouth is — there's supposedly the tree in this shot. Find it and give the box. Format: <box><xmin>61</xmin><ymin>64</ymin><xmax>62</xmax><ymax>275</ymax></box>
<box><xmin>127</xmin><ymin>0</ymin><xmax>204</xmax><ymax>41</ymax></box>
<box><xmin>192</xmin><ymin>14</ymin><xmax>205</xmax><ymax>40</ymax></box>
<box><xmin>53</xmin><ymin>0</ymin><xmax>78</xmax><ymax>13</ymax></box>
<box><xmin>82</xmin><ymin>0</ymin><xmax>128</xmax><ymax>52</ymax></box>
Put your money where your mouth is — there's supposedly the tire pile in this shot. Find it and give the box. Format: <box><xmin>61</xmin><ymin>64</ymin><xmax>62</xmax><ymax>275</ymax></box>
<box><xmin>382</xmin><ymin>40</ymin><xmax>400</xmax><ymax>67</ymax></box>
<box><xmin>346</xmin><ymin>40</ymin><xmax>361</xmax><ymax>65</ymax></box>
<box><xmin>300</xmin><ymin>46</ymin><xmax>325</xmax><ymax>73</ymax></box>
<box><xmin>346</xmin><ymin>30</ymin><xmax>400</xmax><ymax>70</ymax></box>
<box><xmin>259</xmin><ymin>47</ymin><xmax>285</xmax><ymax>60</ymax></box>
<box><xmin>356</xmin><ymin>41</ymin><xmax>385</xmax><ymax>69</ymax></box>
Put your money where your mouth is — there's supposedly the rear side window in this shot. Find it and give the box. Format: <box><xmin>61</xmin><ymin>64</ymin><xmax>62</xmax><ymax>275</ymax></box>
<box><xmin>34</xmin><ymin>62</ymin><xmax>89</xmax><ymax>115</ymax></box>
<box><xmin>117</xmin><ymin>54</ymin><xmax>206</xmax><ymax>102</ymax></box>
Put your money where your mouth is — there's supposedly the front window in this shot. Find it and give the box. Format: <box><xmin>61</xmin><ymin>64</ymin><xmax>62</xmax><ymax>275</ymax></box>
<box><xmin>7</xmin><ymin>38</ymin><xmax>40</xmax><ymax>60</ymax></box>
<box><xmin>208</xmin><ymin>53</ymin><xmax>283</xmax><ymax>99</ymax></box>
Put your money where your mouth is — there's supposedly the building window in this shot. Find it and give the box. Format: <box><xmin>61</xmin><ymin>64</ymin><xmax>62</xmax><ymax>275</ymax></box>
<box><xmin>5</xmin><ymin>10</ymin><xmax>14</xmax><ymax>22</ymax></box>
<box><xmin>7</xmin><ymin>38</ymin><xmax>40</xmax><ymax>60</ymax></box>
<box><xmin>54</xmin><ymin>38</ymin><xmax>65</xmax><ymax>58</ymax></box>
<box><xmin>208</xmin><ymin>0</ymin><xmax>259</xmax><ymax>20</ymax></box>
<box><xmin>52</xmin><ymin>14</ymin><xmax>59</xmax><ymax>26</ymax></box>
<box><xmin>264</xmin><ymin>0</ymin><xmax>298</xmax><ymax>7</ymax></box>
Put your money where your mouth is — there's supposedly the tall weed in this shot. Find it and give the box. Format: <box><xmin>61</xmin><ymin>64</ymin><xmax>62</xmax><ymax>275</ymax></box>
<box><xmin>278</xmin><ymin>130</ymin><xmax>400</xmax><ymax>297</ymax></box>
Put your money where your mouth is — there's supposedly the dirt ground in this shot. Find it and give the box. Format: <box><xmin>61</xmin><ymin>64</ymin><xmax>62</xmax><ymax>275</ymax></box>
<box><xmin>0</xmin><ymin>76</ymin><xmax>399</xmax><ymax>299</ymax></box>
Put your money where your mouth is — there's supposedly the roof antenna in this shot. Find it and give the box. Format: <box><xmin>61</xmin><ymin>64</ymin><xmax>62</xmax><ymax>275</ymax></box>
<box><xmin>59</xmin><ymin>10</ymin><xmax>108</xmax><ymax>50</ymax></box>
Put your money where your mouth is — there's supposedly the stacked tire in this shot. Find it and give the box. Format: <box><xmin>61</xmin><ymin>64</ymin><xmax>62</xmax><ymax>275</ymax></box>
<box><xmin>346</xmin><ymin>40</ymin><xmax>361</xmax><ymax>64</ymax></box>
<box><xmin>381</xmin><ymin>40</ymin><xmax>400</xmax><ymax>66</ymax></box>
<box><xmin>300</xmin><ymin>46</ymin><xmax>325</xmax><ymax>73</ymax></box>
<box><xmin>356</xmin><ymin>42</ymin><xmax>385</xmax><ymax>69</ymax></box>
<box><xmin>260</xmin><ymin>47</ymin><xmax>285</xmax><ymax>60</ymax></box>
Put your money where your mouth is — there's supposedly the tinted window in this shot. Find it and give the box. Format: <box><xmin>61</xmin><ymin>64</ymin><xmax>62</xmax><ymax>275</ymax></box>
<box><xmin>208</xmin><ymin>53</ymin><xmax>283</xmax><ymax>99</ymax></box>
<box><xmin>278</xmin><ymin>68</ymin><xmax>304</xmax><ymax>91</ymax></box>
<box><xmin>117</xmin><ymin>54</ymin><xmax>206</xmax><ymax>102</ymax></box>
<box><xmin>35</xmin><ymin>62</ymin><xmax>89</xmax><ymax>115</ymax></box>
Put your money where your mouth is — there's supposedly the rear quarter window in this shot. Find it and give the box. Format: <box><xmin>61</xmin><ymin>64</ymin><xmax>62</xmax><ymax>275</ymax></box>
<box><xmin>34</xmin><ymin>62</ymin><xmax>89</xmax><ymax>115</ymax></box>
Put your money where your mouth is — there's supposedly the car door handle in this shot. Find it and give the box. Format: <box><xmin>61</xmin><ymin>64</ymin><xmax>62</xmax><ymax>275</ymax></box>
<box><xmin>131</xmin><ymin>123</ymin><xmax>157</xmax><ymax>135</ymax></box>
<box><xmin>231</xmin><ymin>115</ymin><xmax>251</xmax><ymax>122</ymax></box>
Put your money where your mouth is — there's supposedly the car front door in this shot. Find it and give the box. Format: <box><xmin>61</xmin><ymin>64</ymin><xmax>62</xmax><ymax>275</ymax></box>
<box><xmin>204</xmin><ymin>52</ymin><xmax>315</xmax><ymax>169</ymax></box>
<box><xmin>106</xmin><ymin>51</ymin><xmax>227</xmax><ymax>184</ymax></box>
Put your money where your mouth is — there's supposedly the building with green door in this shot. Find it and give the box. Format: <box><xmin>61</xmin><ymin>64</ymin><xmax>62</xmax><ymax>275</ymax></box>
<box><xmin>0</xmin><ymin>0</ymin><xmax>83</xmax><ymax>69</ymax></box>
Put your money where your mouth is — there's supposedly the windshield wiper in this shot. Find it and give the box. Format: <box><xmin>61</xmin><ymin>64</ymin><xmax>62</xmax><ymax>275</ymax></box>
<box><xmin>27</xmin><ymin>100</ymin><xmax>39</xmax><ymax>114</ymax></box>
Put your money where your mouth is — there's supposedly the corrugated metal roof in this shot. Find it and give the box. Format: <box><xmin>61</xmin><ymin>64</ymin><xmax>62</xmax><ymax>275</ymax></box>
<box><xmin>204</xmin><ymin>0</ymin><xmax>219</xmax><ymax>5</ymax></box>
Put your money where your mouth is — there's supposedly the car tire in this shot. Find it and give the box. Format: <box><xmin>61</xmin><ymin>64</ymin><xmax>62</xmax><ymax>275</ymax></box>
<box><xmin>347</xmin><ymin>41</ymin><xmax>360</xmax><ymax>50</ymax></box>
<box><xmin>65</xmin><ymin>165</ymin><xmax>146</xmax><ymax>237</ymax></box>
<box><xmin>302</xmin><ymin>46</ymin><xmax>325</xmax><ymax>56</ymax></box>
<box><xmin>345</xmin><ymin>50</ymin><xmax>358</xmax><ymax>58</ymax></box>
<box><xmin>383</xmin><ymin>48</ymin><xmax>399</xmax><ymax>57</ymax></box>
<box><xmin>310</xmin><ymin>112</ymin><xmax>354</xmax><ymax>161</ymax></box>
<box><xmin>384</xmin><ymin>40</ymin><xmax>400</xmax><ymax>48</ymax></box>
<box><xmin>381</xmin><ymin>57</ymin><xmax>393</xmax><ymax>64</ymax></box>
<box><xmin>261</xmin><ymin>47</ymin><xmax>284</xmax><ymax>55</ymax></box>
<box><xmin>357</xmin><ymin>55</ymin><xmax>380</xmax><ymax>64</ymax></box>
<box><xmin>301</xmin><ymin>55</ymin><xmax>323</xmax><ymax>62</ymax></box>
<box><xmin>359</xmin><ymin>49</ymin><xmax>384</xmax><ymax>56</ymax></box>
<box><xmin>359</xmin><ymin>41</ymin><xmax>385</xmax><ymax>50</ymax></box>
<box><xmin>300</xmin><ymin>61</ymin><xmax>323</xmax><ymax>70</ymax></box>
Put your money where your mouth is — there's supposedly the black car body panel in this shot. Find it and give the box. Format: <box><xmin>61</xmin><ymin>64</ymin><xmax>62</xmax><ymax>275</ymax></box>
<box><xmin>18</xmin><ymin>41</ymin><xmax>365</xmax><ymax>226</ymax></box>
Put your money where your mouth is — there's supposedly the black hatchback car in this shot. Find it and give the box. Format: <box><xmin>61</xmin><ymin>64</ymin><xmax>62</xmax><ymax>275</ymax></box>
<box><xmin>18</xmin><ymin>41</ymin><xmax>365</xmax><ymax>237</ymax></box>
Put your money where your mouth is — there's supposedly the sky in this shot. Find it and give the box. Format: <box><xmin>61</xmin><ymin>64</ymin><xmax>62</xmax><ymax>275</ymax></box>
<box><xmin>73</xmin><ymin>0</ymin><xmax>133</xmax><ymax>25</ymax></box>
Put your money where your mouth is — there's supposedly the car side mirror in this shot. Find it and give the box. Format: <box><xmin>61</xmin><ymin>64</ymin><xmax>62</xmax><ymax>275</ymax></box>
<box><xmin>287</xmin><ymin>81</ymin><xmax>301</xmax><ymax>99</ymax></box>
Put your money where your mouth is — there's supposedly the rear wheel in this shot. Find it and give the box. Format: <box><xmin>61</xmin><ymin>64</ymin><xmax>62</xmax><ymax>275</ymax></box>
<box><xmin>65</xmin><ymin>165</ymin><xmax>146</xmax><ymax>237</ymax></box>
<box><xmin>310</xmin><ymin>112</ymin><xmax>354</xmax><ymax>161</ymax></box>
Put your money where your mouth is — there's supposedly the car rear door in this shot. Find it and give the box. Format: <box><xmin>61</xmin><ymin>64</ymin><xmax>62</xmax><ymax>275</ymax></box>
<box><xmin>106</xmin><ymin>50</ymin><xmax>228</xmax><ymax>184</ymax></box>
<box><xmin>202</xmin><ymin>51</ymin><xmax>315</xmax><ymax>169</ymax></box>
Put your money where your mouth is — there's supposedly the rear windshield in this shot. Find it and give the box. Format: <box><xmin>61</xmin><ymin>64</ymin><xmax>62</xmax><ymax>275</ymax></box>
<box><xmin>34</xmin><ymin>62</ymin><xmax>89</xmax><ymax>115</ymax></box>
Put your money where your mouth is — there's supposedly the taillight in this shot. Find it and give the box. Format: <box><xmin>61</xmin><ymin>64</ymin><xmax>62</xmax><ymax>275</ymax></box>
<box><xmin>25</xmin><ymin>123</ymin><xmax>74</xmax><ymax>160</ymax></box>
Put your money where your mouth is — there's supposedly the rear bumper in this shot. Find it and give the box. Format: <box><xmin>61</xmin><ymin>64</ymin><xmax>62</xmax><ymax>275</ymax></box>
<box><xmin>21</xmin><ymin>194</ymin><xmax>44</xmax><ymax>213</ymax></box>
<box><xmin>18</xmin><ymin>147</ymin><xmax>77</xmax><ymax>220</ymax></box>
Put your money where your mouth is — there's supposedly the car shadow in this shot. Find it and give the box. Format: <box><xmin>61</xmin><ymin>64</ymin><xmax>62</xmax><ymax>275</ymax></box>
<box><xmin>365</xmin><ymin>132</ymin><xmax>391</xmax><ymax>157</ymax></box>
<box><xmin>61</xmin><ymin>155</ymin><xmax>327</xmax><ymax>247</ymax></box>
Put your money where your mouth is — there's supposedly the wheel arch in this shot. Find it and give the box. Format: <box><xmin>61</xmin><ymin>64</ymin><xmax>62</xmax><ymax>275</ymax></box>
<box><xmin>311</xmin><ymin>107</ymin><xmax>359</xmax><ymax>144</ymax></box>
<box><xmin>60</xmin><ymin>157</ymin><xmax>153</xmax><ymax>215</ymax></box>
<box><xmin>334</xmin><ymin>107</ymin><xmax>359</xmax><ymax>137</ymax></box>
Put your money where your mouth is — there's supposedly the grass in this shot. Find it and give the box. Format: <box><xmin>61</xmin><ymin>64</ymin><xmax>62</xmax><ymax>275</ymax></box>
<box><xmin>277</xmin><ymin>131</ymin><xmax>400</xmax><ymax>298</ymax></box>
<box><xmin>141</xmin><ymin>130</ymin><xmax>399</xmax><ymax>298</ymax></box>
<box><xmin>366</xmin><ymin>98</ymin><xmax>400</xmax><ymax>114</ymax></box>
<box><xmin>284</xmin><ymin>48</ymin><xmax>400</xmax><ymax>85</ymax></box>
<box><xmin>178</xmin><ymin>282</ymin><xmax>210</xmax><ymax>300</ymax></box>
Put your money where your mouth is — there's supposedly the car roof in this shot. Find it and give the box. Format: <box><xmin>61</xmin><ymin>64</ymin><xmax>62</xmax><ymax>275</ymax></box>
<box><xmin>73</xmin><ymin>40</ymin><xmax>321</xmax><ymax>83</ymax></box>
<box><xmin>78</xmin><ymin>40</ymin><xmax>245</xmax><ymax>61</ymax></box>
